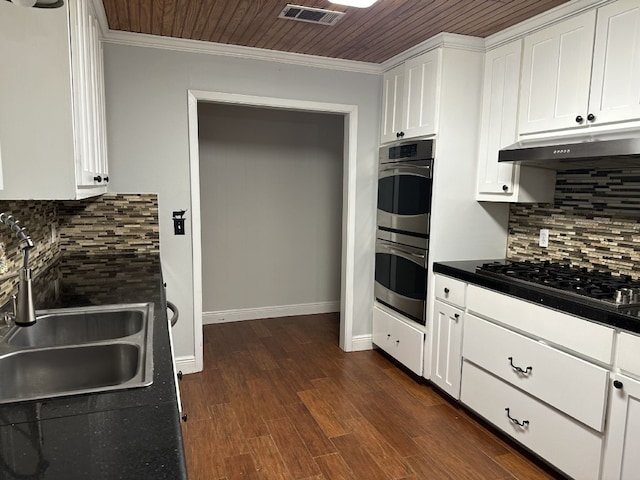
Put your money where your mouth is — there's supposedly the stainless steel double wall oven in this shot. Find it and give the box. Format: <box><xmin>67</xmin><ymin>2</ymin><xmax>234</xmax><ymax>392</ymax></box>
<box><xmin>375</xmin><ymin>138</ymin><xmax>434</xmax><ymax>325</ymax></box>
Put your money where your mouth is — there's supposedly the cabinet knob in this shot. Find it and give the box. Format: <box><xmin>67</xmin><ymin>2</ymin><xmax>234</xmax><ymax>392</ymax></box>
<box><xmin>587</xmin><ymin>113</ymin><xmax>596</xmax><ymax>122</ymax></box>
<box><xmin>502</xmin><ymin>185</ymin><xmax>509</xmax><ymax>192</ymax></box>
<box><xmin>93</xmin><ymin>175</ymin><xmax>102</xmax><ymax>183</ymax></box>
<box><xmin>614</xmin><ymin>380</ymin><xmax>624</xmax><ymax>389</ymax></box>
<box><xmin>444</xmin><ymin>288</ymin><xmax>450</xmax><ymax>294</ymax></box>
<box><xmin>387</xmin><ymin>334</ymin><xmax>391</xmax><ymax>338</ymax></box>
<box><xmin>396</xmin><ymin>131</ymin><xmax>405</xmax><ymax>138</ymax></box>
<box><xmin>454</xmin><ymin>313</ymin><xmax>460</xmax><ymax>320</ymax></box>
<box><xmin>177</xmin><ymin>370</ymin><xmax>183</xmax><ymax>380</ymax></box>
<box><xmin>575</xmin><ymin>115</ymin><xmax>584</xmax><ymax>124</ymax></box>
<box><xmin>395</xmin><ymin>340</ymin><xmax>400</xmax><ymax>345</ymax></box>
<box><xmin>104</xmin><ymin>176</ymin><xmax>110</xmax><ymax>183</ymax></box>
<box><xmin>181</xmin><ymin>413</ymin><xmax>188</xmax><ymax>422</ymax></box>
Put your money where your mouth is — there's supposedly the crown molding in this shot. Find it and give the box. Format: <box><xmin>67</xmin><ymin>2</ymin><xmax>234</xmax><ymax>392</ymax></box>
<box><xmin>90</xmin><ymin>0</ymin><xmax>382</xmax><ymax>76</ymax></box>
<box><xmin>485</xmin><ymin>0</ymin><xmax>615</xmax><ymax>50</ymax></box>
<box><xmin>381</xmin><ymin>32</ymin><xmax>485</xmax><ymax>71</ymax></box>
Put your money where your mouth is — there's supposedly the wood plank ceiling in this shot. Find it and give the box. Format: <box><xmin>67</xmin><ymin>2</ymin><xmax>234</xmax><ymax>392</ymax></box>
<box><xmin>101</xmin><ymin>0</ymin><xmax>570</xmax><ymax>64</ymax></box>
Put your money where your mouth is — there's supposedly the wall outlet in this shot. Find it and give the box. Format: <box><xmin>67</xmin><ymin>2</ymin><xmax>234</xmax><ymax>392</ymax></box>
<box><xmin>539</xmin><ymin>229</ymin><xmax>549</xmax><ymax>248</ymax></box>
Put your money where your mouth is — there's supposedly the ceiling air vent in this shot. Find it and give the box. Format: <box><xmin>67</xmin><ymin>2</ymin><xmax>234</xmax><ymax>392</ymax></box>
<box><xmin>279</xmin><ymin>4</ymin><xmax>345</xmax><ymax>26</ymax></box>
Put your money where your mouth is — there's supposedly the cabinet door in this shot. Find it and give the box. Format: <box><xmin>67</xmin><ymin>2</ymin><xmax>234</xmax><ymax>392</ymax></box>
<box><xmin>402</xmin><ymin>49</ymin><xmax>441</xmax><ymax>139</ymax></box>
<box><xmin>477</xmin><ymin>41</ymin><xmax>521</xmax><ymax>198</ymax></box>
<box><xmin>431</xmin><ymin>300</ymin><xmax>463</xmax><ymax>399</ymax></box>
<box><xmin>380</xmin><ymin>65</ymin><xmax>404</xmax><ymax>144</ymax></box>
<box><xmin>70</xmin><ymin>0</ymin><xmax>108</xmax><ymax>193</ymax></box>
<box><xmin>603</xmin><ymin>374</ymin><xmax>640</xmax><ymax>480</ymax></box>
<box><xmin>519</xmin><ymin>10</ymin><xmax>596</xmax><ymax>135</ymax></box>
<box><xmin>589</xmin><ymin>0</ymin><xmax>640</xmax><ymax>126</ymax></box>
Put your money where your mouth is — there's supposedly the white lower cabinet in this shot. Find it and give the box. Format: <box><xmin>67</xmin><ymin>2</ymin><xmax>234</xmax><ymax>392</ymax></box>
<box><xmin>372</xmin><ymin>304</ymin><xmax>425</xmax><ymax>376</ymax></box>
<box><xmin>464</xmin><ymin>314</ymin><xmax>609</xmax><ymax>431</ymax></box>
<box><xmin>461</xmin><ymin>361</ymin><xmax>603</xmax><ymax>480</ymax></box>
<box><xmin>431</xmin><ymin>300</ymin><xmax>463</xmax><ymax>399</ymax></box>
<box><xmin>603</xmin><ymin>374</ymin><xmax>640</xmax><ymax>480</ymax></box>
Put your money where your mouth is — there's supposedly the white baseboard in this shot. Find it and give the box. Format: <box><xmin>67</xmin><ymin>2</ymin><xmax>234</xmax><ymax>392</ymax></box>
<box><xmin>351</xmin><ymin>334</ymin><xmax>373</xmax><ymax>351</ymax></box>
<box><xmin>202</xmin><ymin>301</ymin><xmax>340</xmax><ymax>325</ymax></box>
<box><xmin>175</xmin><ymin>355</ymin><xmax>199</xmax><ymax>374</ymax></box>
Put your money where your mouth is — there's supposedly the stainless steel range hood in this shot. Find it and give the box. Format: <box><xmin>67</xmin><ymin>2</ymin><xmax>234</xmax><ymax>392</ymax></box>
<box><xmin>498</xmin><ymin>134</ymin><xmax>640</xmax><ymax>171</ymax></box>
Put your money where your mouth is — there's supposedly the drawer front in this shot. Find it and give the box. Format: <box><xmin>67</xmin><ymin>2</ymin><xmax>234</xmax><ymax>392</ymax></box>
<box><xmin>461</xmin><ymin>361</ymin><xmax>603</xmax><ymax>480</ymax></box>
<box><xmin>434</xmin><ymin>275</ymin><xmax>466</xmax><ymax>308</ymax></box>
<box><xmin>373</xmin><ymin>305</ymin><xmax>424</xmax><ymax>375</ymax></box>
<box><xmin>618</xmin><ymin>332</ymin><xmax>640</xmax><ymax>379</ymax></box>
<box><xmin>463</xmin><ymin>314</ymin><xmax>609</xmax><ymax>431</ymax></box>
<box><xmin>467</xmin><ymin>285</ymin><xmax>615</xmax><ymax>364</ymax></box>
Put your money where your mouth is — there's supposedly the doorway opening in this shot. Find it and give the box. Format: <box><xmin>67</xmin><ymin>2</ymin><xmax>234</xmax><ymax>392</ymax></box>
<box><xmin>187</xmin><ymin>91</ymin><xmax>358</xmax><ymax>372</ymax></box>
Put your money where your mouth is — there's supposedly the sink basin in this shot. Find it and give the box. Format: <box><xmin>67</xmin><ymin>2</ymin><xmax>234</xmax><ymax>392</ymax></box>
<box><xmin>0</xmin><ymin>303</ymin><xmax>154</xmax><ymax>405</ymax></box>
<box><xmin>7</xmin><ymin>309</ymin><xmax>144</xmax><ymax>348</ymax></box>
<box><xmin>0</xmin><ymin>344</ymin><xmax>141</xmax><ymax>404</ymax></box>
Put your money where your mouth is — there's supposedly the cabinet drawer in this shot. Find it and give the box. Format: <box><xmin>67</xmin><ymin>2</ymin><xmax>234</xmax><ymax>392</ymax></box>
<box><xmin>467</xmin><ymin>285</ymin><xmax>614</xmax><ymax>364</ymax></box>
<box><xmin>463</xmin><ymin>314</ymin><xmax>608</xmax><ymax>431</ymax></box>
<box><xmin>373</xmin><ymin>304</ymin><xmax>424</xmax><ymax>375</ymax></box>
<box><xmin>618</xmin><ymin>331</ymin><xmax>640</xmax><ymax>379</ymax></box>
<box><xmin>461</xmin><ymin>361</ymin><xmax>602</xmax><ymax>480</ymax></box>
<box><xmin>434</xmin><ymin>275</ymin><xmax>466</xmax><ymax>308</ymax></box>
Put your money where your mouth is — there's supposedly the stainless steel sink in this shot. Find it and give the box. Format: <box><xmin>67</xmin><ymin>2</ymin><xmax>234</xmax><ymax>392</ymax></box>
<box><xmin>0</xmin><ymin>303</ymin><xmax>154</xmax><ymax>405</ymax></box>
<box><xmin>6</xmin><ymin>309</ymin><xmax>144</xmax><ymax>348</ymax></box>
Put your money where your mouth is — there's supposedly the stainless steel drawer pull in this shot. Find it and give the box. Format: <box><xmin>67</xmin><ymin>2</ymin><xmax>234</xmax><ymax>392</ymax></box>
<box><xmin>505</xmin><ymin>408</ymin><xmax>529</xmax><ymax>427</ymax></box>
<box><xmin>508</xmin><ymin>356</ymin><xmax>532</xmax><ymax>375</ymax></box>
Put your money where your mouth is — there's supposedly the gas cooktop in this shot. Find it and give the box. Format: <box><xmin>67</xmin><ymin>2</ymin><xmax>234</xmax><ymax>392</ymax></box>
<box><xmin>476</xmin><ymin>260</ymin><xmax>640</xmax><ymax>311</ymax></box>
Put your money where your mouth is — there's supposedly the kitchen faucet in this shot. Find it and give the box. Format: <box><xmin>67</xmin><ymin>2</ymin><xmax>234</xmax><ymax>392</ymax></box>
<box><xmin>0</xmin><ymin>213</ymin><xmax>36</xmax><ymax>326</ymax></box>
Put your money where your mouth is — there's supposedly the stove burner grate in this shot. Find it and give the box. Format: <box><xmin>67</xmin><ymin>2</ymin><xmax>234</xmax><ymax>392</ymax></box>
<box><xmin>477</xmin><ymin>261</ymin><xmax>640</xmax><ymax>308</ymax></box>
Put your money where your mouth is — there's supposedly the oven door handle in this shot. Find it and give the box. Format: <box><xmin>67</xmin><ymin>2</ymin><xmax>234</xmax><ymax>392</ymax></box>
<box><xmin>376</xmin><ymin>240</ymin><xmax>426</xmax><ymax>266</ymax></box>
<box><xmin>378</xmin><ymin>163</ymin><xmax>432</xmax><ymax>179</ymax></box>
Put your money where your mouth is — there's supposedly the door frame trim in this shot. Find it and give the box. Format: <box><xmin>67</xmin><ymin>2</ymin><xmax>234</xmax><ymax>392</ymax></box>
<box><xmin>187</xmin><ymin>90</ymin><xmax>358</xmax><ymax>372</ymax></box>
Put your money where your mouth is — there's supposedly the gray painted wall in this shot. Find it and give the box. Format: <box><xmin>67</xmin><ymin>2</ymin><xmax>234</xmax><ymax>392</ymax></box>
<box><xmin>198</xmin><ymin>103</ymin><xmax>343</xmax><ymax>313</ymax></box>
<box><xmin>102</xmin><ymin>44</ymin><xmax>381</xmax><ymax>361</ymax></box>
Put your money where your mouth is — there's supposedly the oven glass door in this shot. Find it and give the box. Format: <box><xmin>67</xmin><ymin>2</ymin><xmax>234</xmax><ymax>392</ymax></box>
<box><xmin>377</xmin><ymin>160</ymin><xmax>433</xmax><ymax>236</ymax></box>
<box><xmin>374</xmin><ymin>238</ymin><xmax>427</xmax><ymax>324</ymax></box>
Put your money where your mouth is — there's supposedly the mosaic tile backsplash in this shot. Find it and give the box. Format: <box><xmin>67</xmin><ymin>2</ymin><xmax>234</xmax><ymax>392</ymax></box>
<box><xmin>0</xmin><ymin>194</ymin><xmax>159</xmax><ymax>308</ymax></box>
<box><xmin>508</xmin><ymin>169</ymin><xmax>640</xmax><ymax>278</ymax></box>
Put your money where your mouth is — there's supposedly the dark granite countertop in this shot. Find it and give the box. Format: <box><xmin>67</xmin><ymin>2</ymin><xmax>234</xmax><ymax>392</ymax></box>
<box><xmin>434</xmin><ymin>259</ymin><xmax>640</xmax><ymax>335</ymax></box>
<box><xmin>0</xmin><ymin>253</ymin><xmax>187</xmax><ymax>480</ymax></box>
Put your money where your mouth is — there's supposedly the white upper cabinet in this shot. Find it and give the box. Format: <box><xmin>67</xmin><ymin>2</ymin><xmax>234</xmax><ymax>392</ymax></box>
<box><xmin>380</xmin><ymin>49</ymin><xmax>441</xmax><ymax>143</ymax></box>
<box><xmin>476</xmin><ymin>40</ymin><xmax>555</xmax><ymax>203</ymax></box>
<box><xmin>519</xmin><ymin>10</ymin><xmax>596</xmax><ymax>135</ymax></box>
<box><xmin>589</xmin><ymin>0</ymin><xmax>640</xmax><ymax>126</ymax></box>
<box><xmin>380</xmin><ymin>64</ymin><xmax>405</xmax><ymax>144</ymax></box>
<box><xmin>519</xmin><ymin>0</ymin><xmax>640</xmax><ymax>136</ymax></box>
<box><xmin>402</xmin><ymin>49</ymin><xmax>441</xmax><ymax>139</ymax></box>
<box><xmin>0</xmin><ymin>0</ymin><xmax>108</xmax><ymax>200</ymax></box>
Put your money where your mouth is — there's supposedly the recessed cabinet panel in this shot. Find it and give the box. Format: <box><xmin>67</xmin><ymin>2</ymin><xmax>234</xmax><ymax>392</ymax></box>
<box><xmin>519</xmin><ymin>10</ymin><xmax>596</xmax><ymax>135</ymax></box>
<box><xmin>381</xmin><ymin>65</ymin><xmax>405</xmax><ymax>144</ymax></box>
<box><xmin>589</xmin><ymin>0</ymin><xmax>640</xmax><ymax>125</ymax></box>
<box><xmin>403</xmin><ymin>50</ymin><xmax>440</xmax><ymax>139</ymax></box>
<box><xmin>603</xmin><ymin>374</ymin><xmax>640</xmax><ymax>480</ymax></box>
<box><xmin>476</xmin><ymin>41</ymin><xmax>555</xmax><ymax>203</ymax></box>
<box><xmin>431</xmin><ymin>300</ymin><xmax>463</xmax><ymax>399</ymax></box>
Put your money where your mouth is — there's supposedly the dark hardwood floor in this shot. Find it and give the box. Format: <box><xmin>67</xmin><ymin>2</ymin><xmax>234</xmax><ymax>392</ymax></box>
<box><xmin>180</xmin><ymin>313</ymin><xmax>562</xmax><ymax>480</ymax></box>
